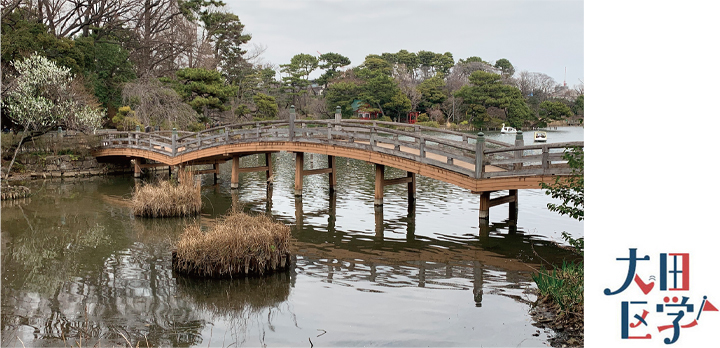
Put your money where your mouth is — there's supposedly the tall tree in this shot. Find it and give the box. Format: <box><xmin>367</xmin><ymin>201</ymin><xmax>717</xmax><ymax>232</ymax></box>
<box><xmin>316</xmin><ymin>52</ymin><xmax>350</xmax><ymax>89</ymax></box>
<box><xmin>383</xmin><ymin>90</ymin><xmax>411</xmax><ymax>120</ymax></box>
<box><xmin>74</xmin><ymin>36</ymin><xmax>137</xmax><ymax>112</ymax></box>
<box><xmin>161</xmin><ymin>67</ymin><xmax>237</xmax><ymax>121</ymax></box>
<box><xmin>358</xmin><ymin>54</ymin><xmax>393</xmax><ymax>76</ymax></box>
<box><xmin>325</xmin><ymin>81</ymin><xmax>361</xmax><ymax>118</ymax></box>
<box><xmin>455</xmin><ymin>70</ymin><xmax>532</xmax><ymax>128</ymax></box>
<box><xmin>537</xmin><ymin>100</ymin><xmax>574</xmax><ymax>127</ymax></box>
<box><xmin>280</xmin><ymin>53</ymin><xmax>318</xmax><ymax>107</ymax></box>
<box><xmin>494</xmin><ymin>58</ymin><xmax>515</xmax><ymax>78</ymax></box>
<box><xmin>417</xmin><ymin>74</ymin><xmax>447</xmax><ymax>112</ymax></box>
<box><xmin>357</xmin><ymin>70</ymin><xmax>400</xmax><ymax>119</ymax></box>
<box><xmin>201</xmin><ymin>10</ymin><xmax>251</xmax><ymax>69</ymax></box>
<box><xmin>252</xmin><ymin>93</ymin><xmax>278</xmax><ymax>119</ymax></box>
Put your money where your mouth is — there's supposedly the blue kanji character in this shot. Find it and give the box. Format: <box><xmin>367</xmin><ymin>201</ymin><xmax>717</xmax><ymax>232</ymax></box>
<box><xmin>656</xmin><ymin>296</ymin><xmax>695</xmax><ymax>344</ymax></box>
<box><xmin>604</xmin><ymin>248</ymin><xmax>650</xmax><ymax>296</ymax></box>
<box><xmin>621</xmin><ymin>301</ymin><xmax>651</xmax><ymax>339</ymax></box>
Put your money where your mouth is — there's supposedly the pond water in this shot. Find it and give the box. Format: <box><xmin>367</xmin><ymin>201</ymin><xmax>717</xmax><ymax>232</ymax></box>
<box><xmin>1</xmin><ymin>127</ymin><xmax>583</xmax><ymax>347</ymax></box>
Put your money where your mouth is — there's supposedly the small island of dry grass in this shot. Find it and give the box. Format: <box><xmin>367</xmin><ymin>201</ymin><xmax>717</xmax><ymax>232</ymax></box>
<box><xmin>132</xmin><ymin>171</ymin><xmax>201</xmax><ymax>217</ymax></box>
<box><xmin>172</xmin><ymin>210</ymin><xmax>291</xmax><ymax>278</ymax></box>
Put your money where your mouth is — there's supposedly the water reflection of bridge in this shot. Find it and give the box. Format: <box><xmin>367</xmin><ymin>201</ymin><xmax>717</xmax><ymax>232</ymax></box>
<box><xmin>1</xmin><ymin>178</ymin><xmax>577</xmax><ymax>346</ymax></box>
<box><xmin>94</xmin><ymin>108</ymin><xmax>582</xmax><ymax>220</ymax></box>
<box><xmin>226</xmin><ymin>185</ymin><xmax>579</xmax><ymax>308</ymax></box>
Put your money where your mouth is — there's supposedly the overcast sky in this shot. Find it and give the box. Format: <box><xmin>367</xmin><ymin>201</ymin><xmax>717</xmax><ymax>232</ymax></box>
<box><xmin>226</xmin><ymin>0</ymin><xmax>583</xmax><ymax>88</ymax></box>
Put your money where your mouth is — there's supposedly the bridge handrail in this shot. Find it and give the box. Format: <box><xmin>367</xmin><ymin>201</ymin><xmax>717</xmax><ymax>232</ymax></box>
<box><xmin>94</xmin><ymin>124</ymin><xmax>583</xmax><ymax>180</ymax></box>
<box><xmin>293</xmin><ymin>120</ymin><xmax>475</xmax><ymax>151</ymax></box>
<box><xmin>483</xmin><ymin>141</ymin><xmax>584</xmax><ymax>154</ymax></box>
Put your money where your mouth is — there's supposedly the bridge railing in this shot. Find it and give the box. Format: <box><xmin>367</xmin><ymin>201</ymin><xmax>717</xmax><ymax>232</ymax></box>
<box><xmin>94</xmin><ymin>120</ymin><xmax>583</xmax><ymax>180</ymax></box>
<box><xmin>480</xmin><ymin>141</ymin><xmax>584</xmax><ymax>177</ymax></box>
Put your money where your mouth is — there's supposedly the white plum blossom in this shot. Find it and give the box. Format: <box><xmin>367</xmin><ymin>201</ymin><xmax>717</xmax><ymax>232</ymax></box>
<box><xmin>2</xmin><ymin>54</ymin><xmax>104</xmax><ymax>132</ymax></box>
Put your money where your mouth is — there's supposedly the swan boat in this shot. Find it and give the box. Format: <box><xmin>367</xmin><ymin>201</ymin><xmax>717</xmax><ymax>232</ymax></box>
<box><xmin>500</xmin><ymin>123</ymin><xmax>517</xmax><ymax>134</ymax></box>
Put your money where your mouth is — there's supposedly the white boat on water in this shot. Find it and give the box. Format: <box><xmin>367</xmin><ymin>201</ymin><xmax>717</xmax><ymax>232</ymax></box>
<box><xmin>500</xmin><ymin>123</ymin><xmax>517</xmax><ymax>134</ymax></box>
<box><xmin>534</xmin><ymin>131</ymin><xmax>547</xmax><ymax>142</ymax></box>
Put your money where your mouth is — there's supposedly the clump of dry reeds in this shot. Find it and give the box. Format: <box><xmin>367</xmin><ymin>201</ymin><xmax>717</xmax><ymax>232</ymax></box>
<box><xmin>131</xmin><ymin>170</ymin><xmax>201</xmax><ymax>217</ymax></box>
<box><xmin>1</xmin><ymin>185</ymin><xmax>31</xmax><ymax>200</ymax></box>
<box><xmin>172</xmin><ymin>211</ymin><xmax>291</xmax><ymax>278</ymax></box>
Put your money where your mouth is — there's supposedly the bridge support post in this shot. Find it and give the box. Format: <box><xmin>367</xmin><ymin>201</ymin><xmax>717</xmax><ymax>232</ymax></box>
<box><xmin>407</xmin><ymin>171</ymin><xmax>416</xmax><ymax>204</ymax></box>
<box><xmin>231</xmin><ymin>156</ymin><xmax>239</xmax><ymax>189</ymax></box>
<box><xmin>212</xmin><ymin>161</ymin><xmax>218</xmax><ymax>184</ymax></box>
<box><xmin>265</xmin><ymin>153</ymin><xmax>273</xmax><ymax>185</ymax></box>
<box><xmin>509</xmin><ymin>189</ymin><xmax>518</xmax><ymax>220</ymax></box>
<box><xmin>294</xmin><ymin>152</ymin><xmax>304</xmax><ymax>196</ymax></box>
<box><xmin>133</xmin><ymin>158</ymin><xmax>142</xmax><ymax>178</ymax></box>
<box><xmin>295</xmin><ymin>195</ymin><xmax>303</xmax><ymax>229</ymax></box>
<box><xmin>374</xmin><ymin>164</ymin><xmax>384</xmax><ymax>206</ymax></box>
<box><xmin>265</xmin><ymin>184</ymin><xmax>273</xmax><ymax>214</ymax></box>
<box><xmin>328</xmin><ymin>155</ymin><xmax>336</xmax><ymax>192</ymax></box>
<box><xmin>479</xmin><ymin>191</ymin><xmax>491</xmax><ymax>220</ymax></box>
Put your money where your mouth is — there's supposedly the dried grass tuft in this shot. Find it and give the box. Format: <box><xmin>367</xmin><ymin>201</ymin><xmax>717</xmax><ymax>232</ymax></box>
<box><xmin>173</xmin><ymin>210</ymin><xmax>291</xmax><ymax>278</ymax></box>
<box><xmin>131</xmin><ymin>171</ymin><xmax>201</xmax><ymax>217</ymax></box>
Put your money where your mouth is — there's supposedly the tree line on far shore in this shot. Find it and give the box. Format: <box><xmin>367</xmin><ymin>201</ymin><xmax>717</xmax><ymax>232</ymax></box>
<box><xmin>1</xmin><ymin>0</ymin><xmax>584</xmax><ymax>140</ymax></box>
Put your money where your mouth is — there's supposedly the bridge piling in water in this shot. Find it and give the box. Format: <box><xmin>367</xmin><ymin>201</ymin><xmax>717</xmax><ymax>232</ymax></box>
<box><xmin>294</xmin><ymin>152</ymin><xmax>336</xmax><ymax>196</ymax></box>
<box><xmin>374</xmin><ymin>164</ymin><xmax>384</xmax><ymax>205</ymax></box>
<box><xmin>478</xmin><ymin>190</ymin><xmax>520</xmax><ymax>221</ymax></box>
<box><xmin>231</xmin><ymin>156</ymin><xmax>239</xmax><ymax>188</ymax></box>
<box><xmin>231</xmin><ymin>153</ymin><xmax>274</xmax><ymax>189</ymax></box>
<box><xmin>373</xmin><ymin>164</ymin><xmax>417</xmax><ymax>206</ymax></box>
<box><xmin>294</xmin><ymin>152</ymin><xmax>304</xmax><ymax>196</ymax></box>
<box><xmin>133</xmin><ymin>158</ymin><xmax>142</xmax><ymax>178</ymax></box>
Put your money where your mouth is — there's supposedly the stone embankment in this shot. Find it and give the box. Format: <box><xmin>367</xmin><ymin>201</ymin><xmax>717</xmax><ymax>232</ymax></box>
<box><xmin>4</xmin><ymin>154</ymin><xmax>131</xmax><ymax>180</ymax></box>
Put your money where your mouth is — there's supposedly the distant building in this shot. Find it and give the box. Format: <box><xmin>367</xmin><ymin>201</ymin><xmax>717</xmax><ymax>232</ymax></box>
<box><xmin>351</xmin><ymin>99</ymin><xmax>381</xmax><ymax>119</ymax></box>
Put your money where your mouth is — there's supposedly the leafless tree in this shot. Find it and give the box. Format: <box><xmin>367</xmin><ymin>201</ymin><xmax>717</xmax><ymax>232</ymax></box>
<box><xmin>394</xmin><ymin>64</ymin><xmax>421</xmax><ymax>111</ymax></box>
<box><xmin>1</xmin><ymin>0</ymin><xmax>24</xmax><ymax>17</ymax></box>
<box><xmin>17</xmin><ymin>0</ymin><xmax>136</xmax><ymax>38</ymax></box>
<box><xmin>125</xmin><ymin>0</ymin><xmax>196</xmax><ymax>77</ymax></box>
<box><xmin>514</xmin><ymin>70</ymin><xmax>535</xmax><ymax>96</ymax></box>
<box><xmin>511</xmin><ymin>71</ymin><xmax>558</xmax><ymax>100</ymax></box>
<box><xmin>440</xmin><ymin>96</ymin><xmax>462</xmax><ymax>123</ymax></box>
<box><xmin>574</xmin><ymin>79</ymin><xmax>584</xmax><ymax>95</ymax></box>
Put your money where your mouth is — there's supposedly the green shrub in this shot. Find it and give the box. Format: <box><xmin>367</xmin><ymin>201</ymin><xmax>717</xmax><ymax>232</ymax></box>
<box><xmin>532</xmin><ymin>261</ymin><xmax>583</xmax><ymax>312</ymax></box>
<box><xmin>417</xmin><ymin>113</ymin><xmax>430</xmax><ymax>123</ymax></box>
<box><xmin>417</xmin><ymin>121</ymin><xmax>439</xmax><ymax>128</ymax></box>
<box><xmin>188</xmin><ymin>122</ymin><xmax>205</xmax><ymax>132</ymax></box>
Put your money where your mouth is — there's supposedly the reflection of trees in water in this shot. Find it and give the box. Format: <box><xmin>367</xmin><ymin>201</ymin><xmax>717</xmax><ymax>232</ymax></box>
<box><xmin>1</xmin><ymin>188</ymin><xmax>207</xmax><ymax>347</ymax></box>
<box><xmin>2</xmin><ymin>225</ymin><xmax>206</xmax><ymax>347</ymax></box>
<box><xmin>175</xmin><ymin>272</ymin><xmax>294</xmax><ymax>347</ymax></box>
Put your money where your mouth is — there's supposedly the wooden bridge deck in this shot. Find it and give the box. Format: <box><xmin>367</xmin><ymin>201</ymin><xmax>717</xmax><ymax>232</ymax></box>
<box><xmin>93</xmin><ymin>119</ymin><xmax>581</xmax><ymax>192</ymax></box>
<box><xmin>92</xmin><ymin>119</ymin><xmax>583</xmax><ymax>219</ymax></box>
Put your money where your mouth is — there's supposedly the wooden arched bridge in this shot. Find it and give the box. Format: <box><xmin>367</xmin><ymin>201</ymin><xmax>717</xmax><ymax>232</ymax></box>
<box><xmin>92</xmin><ymin>113</ymin><xmax>582</xmax><ymax>220</ymax></box>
